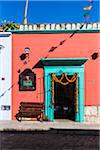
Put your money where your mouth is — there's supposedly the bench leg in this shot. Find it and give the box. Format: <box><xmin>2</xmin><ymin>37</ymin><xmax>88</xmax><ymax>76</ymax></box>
<box><xmin>15</xmin><ymin>114</ymin><xmax>22</xmax><ymax>122</ymax></box>
<box><xmin>37</xmin><ymin>113</ymin><xmax>43</xmax><ymax>122</ymax></box>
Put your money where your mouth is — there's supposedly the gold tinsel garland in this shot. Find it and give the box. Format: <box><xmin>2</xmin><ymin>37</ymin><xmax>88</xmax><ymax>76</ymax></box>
<box><xmin>51</xmin><ymin>72</ymin><xmax>78</xmax><ymax>112</ymax></box>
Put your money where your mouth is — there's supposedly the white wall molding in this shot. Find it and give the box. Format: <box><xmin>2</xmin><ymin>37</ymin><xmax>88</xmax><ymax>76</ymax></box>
<box><xmin>17</xmin><ymin>22</ymin><xmax>100</xmax><ymax>31</ymax></box>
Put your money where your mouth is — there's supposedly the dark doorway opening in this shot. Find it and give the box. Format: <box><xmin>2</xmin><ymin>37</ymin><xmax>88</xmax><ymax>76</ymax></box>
<box><xmin>54</xmin><ymin>75</ymin><xmax>76</xmax><ymax>121</ymax></box>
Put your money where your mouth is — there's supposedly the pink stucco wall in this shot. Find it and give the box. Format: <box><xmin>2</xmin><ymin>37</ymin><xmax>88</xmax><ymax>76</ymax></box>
<box><xmin>12</xmin><ymin>33</ymin><xmax>100</xmax><ymax>119</ymax></box>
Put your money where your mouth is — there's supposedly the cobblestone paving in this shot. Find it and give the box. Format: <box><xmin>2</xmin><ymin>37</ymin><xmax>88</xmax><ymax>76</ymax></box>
<box><xmin>0</xmin><ymin>130</ymin><xmax>99</xmax><ymax>150</ymax></box>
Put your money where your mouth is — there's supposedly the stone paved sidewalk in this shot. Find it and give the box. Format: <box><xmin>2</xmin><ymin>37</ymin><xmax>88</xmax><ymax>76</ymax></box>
<box><xmin>0</xmin><ymin>120</ymin><xmax>100</xmax><ymax>131</ymax></box>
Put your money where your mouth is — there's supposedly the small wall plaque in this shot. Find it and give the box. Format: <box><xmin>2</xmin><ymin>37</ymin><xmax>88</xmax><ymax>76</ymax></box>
<box><xmin>1</xmin><ymin>105</ymin><xmax>10</xmax><ymax>111</ymax></box>
<box><xmin>19</xmin><ymin>68</ymin><xmax>36</xmax><ymax>91</ymax></box>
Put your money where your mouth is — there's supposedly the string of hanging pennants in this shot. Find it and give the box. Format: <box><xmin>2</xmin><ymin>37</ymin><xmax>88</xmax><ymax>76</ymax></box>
<box><xmin>44</xmin><ymin>24</ymin><xmax>84</xmax><ymax>58</ymax></box>
<box><xmin>0</xmin><ymin>83</ymin><xmax>16</xmax><ymax>98</ymax></box>
<box><xmin>83</xmin><ymin>0</ymin><xmax>93</xmax><ymax>27</ymax></box>
<box><xmin>43</xmin><ymin>0</ymin><xmax>94</xmax><ymax>58</ymax></box>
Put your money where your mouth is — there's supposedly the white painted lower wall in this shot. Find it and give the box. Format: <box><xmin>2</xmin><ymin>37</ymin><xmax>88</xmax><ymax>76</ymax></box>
<box><xmin>0</xmin><ymin>32</ymin><xmax>12</xmax><ymax>120</ymax></box>
<box><xmin>84</xmin><ymin>106</ymin><xmax>100</xmax><ymax>123</ymax></box>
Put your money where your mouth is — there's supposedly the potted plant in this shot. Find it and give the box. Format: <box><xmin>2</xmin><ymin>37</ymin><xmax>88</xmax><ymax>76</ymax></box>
<box><xmin>1</xmin><ymin>20</ymin><xmax>19</xmax><ymax>31</ymax></box>
<box><xmin>43</xmin><ymin>115</ymin><xmax>49</xmax><ymax>121</ymax></box>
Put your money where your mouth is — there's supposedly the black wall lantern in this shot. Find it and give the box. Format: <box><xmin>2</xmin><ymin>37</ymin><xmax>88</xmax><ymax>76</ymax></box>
<box><xmin>19</xmin><ymin>69</ymin><xmax>36</xmax><ymax>91</ymax></box>
<box><xmin>20</xmin><ymin>47</ymin><xmax>30</xmax><ymax>61</ymax></box>
<box><xmin>20</xmin><ymin>53</ymin><xmax>26</xmax><ymax>60</ymax></box>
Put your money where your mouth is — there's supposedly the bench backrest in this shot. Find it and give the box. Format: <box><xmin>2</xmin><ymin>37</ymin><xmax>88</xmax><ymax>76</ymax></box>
<box><xmin>19</xmin><ymin>102</ymin><xmax>44</xmax><ymax>112</ymax></box>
